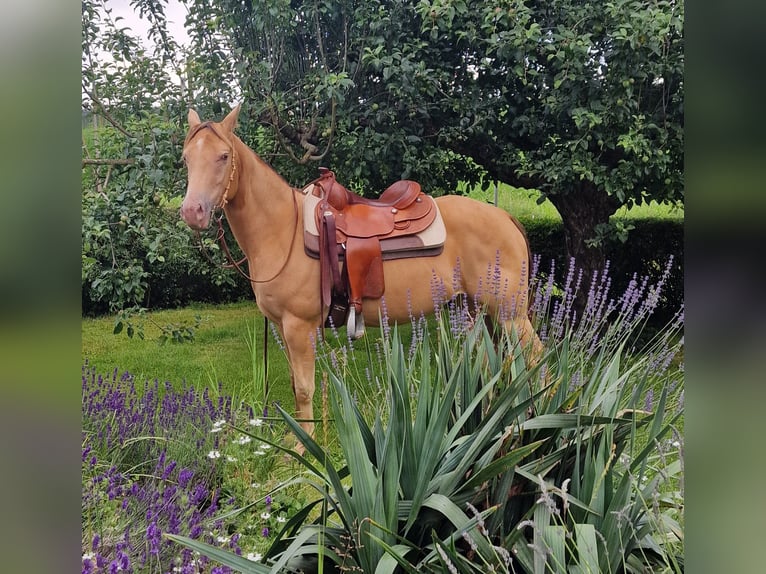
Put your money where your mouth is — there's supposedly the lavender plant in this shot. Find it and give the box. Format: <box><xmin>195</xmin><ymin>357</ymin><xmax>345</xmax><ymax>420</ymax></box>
<box><xmin>81</xmin><ymin>363</ymin><xmax>296</xmax><ymax>574</ymax></box>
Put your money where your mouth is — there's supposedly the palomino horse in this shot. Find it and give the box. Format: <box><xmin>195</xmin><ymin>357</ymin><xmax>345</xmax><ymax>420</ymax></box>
<box><xmin>180</xmin><ymin>105</ymin><xmax>543</xmax><ymax>440</ymax></box>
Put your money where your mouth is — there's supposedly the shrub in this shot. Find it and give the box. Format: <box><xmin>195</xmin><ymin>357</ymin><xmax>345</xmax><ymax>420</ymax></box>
<box><xmin>82</xmin><ymin>120</ymin><xmax>249</xmax><ymax>317</ymax></box>
<box><xmin>525</xmin><ymin>218</ymin><xmax>683</xmax><ymax>325</ymax></box>
<box><xmin>167</xmin><ymin>260</ymin><xmax>684</xmax><ymax>573</ymax></box>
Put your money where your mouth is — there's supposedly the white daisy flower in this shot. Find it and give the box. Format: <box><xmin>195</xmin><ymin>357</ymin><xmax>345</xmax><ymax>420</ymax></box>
<box><xmin>260</xmin><ymin>512</ymin><xmax>271</xmax><ymax>520</ymax></box>
<box><xmin>235</xmin><ymin>435</ymin><xmax>252</xmax><ymax>445</ymax></box>
<box><xmin>226</xmin><ymin>455</ymin><xmax>238</xmax><ymax>462</ymax></box>
<box><xmin>277</xmin><ymin>516</ymin><xmax>287</xmax><ymax>523</ymax></box>
<box><xmin>207</xmin><ymin>450</ymin><xmax>221</xmax><ymax>459</ymax></box>
<box><xmin>249</xmin><ymin>418</ymin><xmax>264</xmax><ymax>427</ymax></box>
<box><xmin>246</xmin><ymin>552</ymin><xmax>263</xmax><ymax>562</ymax></box>
<box><xmin>254</xmin><ymin>450</ymin><xmax>266</xmax><ymax>456</ymax></box>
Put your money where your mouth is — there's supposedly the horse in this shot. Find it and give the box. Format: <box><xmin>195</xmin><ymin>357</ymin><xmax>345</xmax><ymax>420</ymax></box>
<box><xmin>180</xmin><ymin>104</ymin><xmax>543</xmax><ymax>443</ymax></box>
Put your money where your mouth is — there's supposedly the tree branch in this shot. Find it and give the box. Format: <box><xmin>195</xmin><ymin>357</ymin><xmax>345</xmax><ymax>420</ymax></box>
<box><xmin>82</xmin><ymin>87</ymin><xmax>135</xmax><ymax>139</ymax></box>
<box><xmin>82</xmin><ymin>158</ymin><xmax>136</xmax><ymax>166</ymax></box>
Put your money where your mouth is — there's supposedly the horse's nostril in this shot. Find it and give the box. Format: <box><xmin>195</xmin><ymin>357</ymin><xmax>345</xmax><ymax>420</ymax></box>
<box><xmin>181</xmin><ymin>201</ymin><xmax>202</xmax><ymax>216</ymax></box>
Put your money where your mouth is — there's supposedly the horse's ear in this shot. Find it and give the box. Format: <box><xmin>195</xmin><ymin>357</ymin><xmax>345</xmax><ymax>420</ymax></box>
<box><xmin>188</xmin><ymin>109</ymin><xmax>202</xmax><ymax>128</ymax></box>
<box><xmin>221</xmin><ymin>104</ymin><xmax>241</xmax><ymax>134</ymax></box>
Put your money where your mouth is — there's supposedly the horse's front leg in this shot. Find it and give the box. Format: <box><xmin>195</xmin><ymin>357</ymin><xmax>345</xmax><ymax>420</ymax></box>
<box><xmin>281</xmin><ymin>315</ymin><xmax>319</xmax><ymax>442</ymax></box>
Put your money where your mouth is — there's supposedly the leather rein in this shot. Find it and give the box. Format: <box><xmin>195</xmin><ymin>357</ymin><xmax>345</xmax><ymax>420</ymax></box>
<box><xmin>186</xmin><ymin>122</ymin><xmax>300</xmax><ymax>284</ymax></box>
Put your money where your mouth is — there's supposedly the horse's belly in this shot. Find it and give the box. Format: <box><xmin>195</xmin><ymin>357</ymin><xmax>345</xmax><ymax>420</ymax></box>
<box><xmin>361</xmin><ymin>255</ymin><xmax>458</xmax><ymax>324</ymax></box>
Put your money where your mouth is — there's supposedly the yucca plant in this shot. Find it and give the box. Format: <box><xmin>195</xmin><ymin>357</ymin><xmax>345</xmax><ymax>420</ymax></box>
<box><xmin>498</xmin><ymin>334</ymin><xmax>683</xmax><ymax>574</ymax></box>
<box><xmin>168</xmin><ymin>260</ymin><xmax>683</xmax><ymax>573</ymax></box>
<box><xmin>268</xmin><ymin>319</ymin><xmax>552</xmax><ymax>573</ymax></box>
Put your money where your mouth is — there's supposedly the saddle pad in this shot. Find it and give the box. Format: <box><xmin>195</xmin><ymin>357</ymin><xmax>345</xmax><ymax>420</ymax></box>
<box><xmin>302</xmin><ymin>187</ymin><xmax>446</xmax><ymax>260</ymax></box>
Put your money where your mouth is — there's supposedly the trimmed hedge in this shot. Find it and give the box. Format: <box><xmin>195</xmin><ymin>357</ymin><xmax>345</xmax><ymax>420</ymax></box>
<box><xmin>524</xmin><ymin>217</ymin><xmax>683</xmax><ymax>324</ymax></box>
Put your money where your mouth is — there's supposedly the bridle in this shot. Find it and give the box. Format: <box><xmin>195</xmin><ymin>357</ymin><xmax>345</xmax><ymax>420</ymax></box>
<box><xmin>217</xmin><ymin>145</ymin><xmax>237</xmax><ymax>210</ymax></box>
<box><xmin>184</xmin><ymin>121</ymin><xmax>238</xmax><ymax>211</ymax></box>
<box><xmin>184</xmin><ymin>122</ymin><xmax>300</xmax><ymax>284</ymax></box>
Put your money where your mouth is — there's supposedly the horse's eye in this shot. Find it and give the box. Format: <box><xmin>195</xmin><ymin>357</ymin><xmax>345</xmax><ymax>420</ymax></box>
<box><xmin>220</xmin><ymin>153</ymin><xmax>229</xmax><ymax>162</ymax></box>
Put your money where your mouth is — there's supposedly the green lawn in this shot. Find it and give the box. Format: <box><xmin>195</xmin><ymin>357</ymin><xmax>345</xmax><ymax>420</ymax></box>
<box><xmin>82</xmin><ymin>302</ymin><xmax>294</xmax><ymax>408</ymax></box>
<box><xmin>466</xmin><ymin>182</ymin><xmax>684</xmax><ymax>222</ymax></box>
<box><xmin>82</xmin><ymin>301</ymin><xmax>400</xmax><ymax>417</ymax></box>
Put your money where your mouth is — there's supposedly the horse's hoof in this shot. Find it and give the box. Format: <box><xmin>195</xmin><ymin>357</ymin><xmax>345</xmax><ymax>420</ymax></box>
<box><xmin>280</xmin><ymin>433</ymin><xmax>306</xmax><ymax>458</ymax></box>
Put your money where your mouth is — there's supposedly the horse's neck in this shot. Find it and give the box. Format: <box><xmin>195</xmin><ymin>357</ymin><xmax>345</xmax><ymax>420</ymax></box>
<box><xmin>224</xmin><ymin>137</ymin><xmax>298</xmax><ymax>262</ymax></box>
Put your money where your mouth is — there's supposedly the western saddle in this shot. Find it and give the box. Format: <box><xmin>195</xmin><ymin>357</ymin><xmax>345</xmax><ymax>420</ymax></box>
<box><xmin>303</xmin><ymin>167</ymin><xmax>445</xmax><ymax>338</ymax></box>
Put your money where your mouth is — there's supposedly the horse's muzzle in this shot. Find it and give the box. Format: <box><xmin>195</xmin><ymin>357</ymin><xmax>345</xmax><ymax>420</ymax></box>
<box><xmin>180</xmin><ymin>198</ymin><xmax>212</xmax><ymax>230</ymax></box>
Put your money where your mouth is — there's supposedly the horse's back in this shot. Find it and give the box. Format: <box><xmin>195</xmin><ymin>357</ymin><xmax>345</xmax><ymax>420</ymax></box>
<box><xmin>434</xmin><ymin>194</ymin><xmax>529</xmax><ymax>257</ymax></box>
<box><xmin>361</xmin><ymin>194</ymin><xmax>531</xmax><ymax>325</ymax></box>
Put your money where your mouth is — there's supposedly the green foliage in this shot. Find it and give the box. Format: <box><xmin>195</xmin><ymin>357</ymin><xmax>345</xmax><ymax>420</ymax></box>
<box><xmin>185</xmin><ymin>0</ymin><xmax>683</xmax><ymax>272</ymax></box>
<box><xmin>168</xmin><ymin>303</ymin><xmax>683</xmax><ymax>573</ymax></box>
<box><xmin>82</xmin><ymin>0</ymin><xmax>683</xmax><ymax>317</ymax></box>
<box><xmin>81</xmin><ymin>118</ymin><xmax>248</xmax><ymax>316</ymax></box>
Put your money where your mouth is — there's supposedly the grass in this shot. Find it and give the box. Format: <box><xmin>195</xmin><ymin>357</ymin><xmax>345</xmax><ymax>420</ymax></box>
<box><xmin>465</xmin><ymin>182</ymin><xmax>684</xmax><ymax>222</ymax></box>
<box><xmin>81</xmin><ymin>301</ymin><xmax>415</xmax><ymax>423</ymax></box>
<box><xmin>82</xmin><ymin>301</ymin><xmax>294</xmax><ymax>410</ymax></box>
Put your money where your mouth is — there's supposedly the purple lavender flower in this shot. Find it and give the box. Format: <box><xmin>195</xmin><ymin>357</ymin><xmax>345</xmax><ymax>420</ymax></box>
<box><xmin>83</xmin><ymin>363</ymin><xmax>235</xmax><ymax>572</ymax></box>
<box><xmin>645</xmin><ymin>389</ymin><xmax>654</xmax><ymax>411</ymax></box>
<box><xmin>112</xmin><ymin>550</ymin><xmax>131</xmax><ymax>574</ymax></box>
<box><xmin>380</xmin><ymin>295</ymin><xmax>391</xmax><ymax>339</ymax></box>
<box><xmin>178</xmin><ymin>467</ymin><xmax>194</xmax><ymax>488</ymax></box>
<box><xmin>147</xmin><ymin>520</ymin><xmax>161</xmax><ymax>555</ymax></box>
<box><xmin>190</xmin><ymin>522</ymin><xmax>203</xmax><ymax>539</ymax></box>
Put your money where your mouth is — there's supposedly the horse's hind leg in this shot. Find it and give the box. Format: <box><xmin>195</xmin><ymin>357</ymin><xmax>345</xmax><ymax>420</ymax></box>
<box><xmin>510</xmin><ymin>315</ymin><xmax>544</xmax><ymax>365</ymax></box>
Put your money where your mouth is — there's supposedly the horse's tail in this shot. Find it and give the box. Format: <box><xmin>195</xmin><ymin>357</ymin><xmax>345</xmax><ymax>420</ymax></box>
<box><xmin>506</xmin><ymin>213</ymin><xmax>535</xmax><ymax>320</ymax></box>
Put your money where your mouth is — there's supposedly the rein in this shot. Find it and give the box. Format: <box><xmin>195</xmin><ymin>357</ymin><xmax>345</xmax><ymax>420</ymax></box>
<box><xmin>198</xmin><ymin>188</ymin><xmax>299</xmax><ymax>285</ymax></box>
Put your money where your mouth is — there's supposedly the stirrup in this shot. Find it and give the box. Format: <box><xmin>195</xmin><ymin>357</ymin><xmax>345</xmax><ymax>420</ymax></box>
<box><xmin>346</xmin><ymin>306</ymin><xmax>366</xmax><ymax>340</ymax></box>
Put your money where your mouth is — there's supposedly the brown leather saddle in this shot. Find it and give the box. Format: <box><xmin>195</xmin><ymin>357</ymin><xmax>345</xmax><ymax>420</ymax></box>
<box><xmin>303</xmin><ymin>167</ymin><xmax>445</xmax><ymax>338</ymax></box>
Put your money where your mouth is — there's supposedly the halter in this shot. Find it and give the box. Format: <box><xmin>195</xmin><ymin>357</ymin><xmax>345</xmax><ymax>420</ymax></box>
<box><xmin>218</xmin><ymin>145</ymin><xmax>237</xmax><ymax>210</ymax></box>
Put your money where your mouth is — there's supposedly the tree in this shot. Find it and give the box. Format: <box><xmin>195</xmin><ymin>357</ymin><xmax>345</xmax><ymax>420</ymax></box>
<box><xmin>83</xmin><ymin>0</ymin><xmax>684</xmax><ymax>289</ymax></box>
<box><xmin>417</xmin><ymin>0</ymin><xmax>684</xmax><ymax>274</ymax></box>
<box><xmin>189</xmin><ymin>0</ymin><xmax>683</xmax><ymax>279</ymax></box>
<box><xmin>81</xmin><ymin>0</ymin><xmax>248</xmax><ymax>317</ymax></box>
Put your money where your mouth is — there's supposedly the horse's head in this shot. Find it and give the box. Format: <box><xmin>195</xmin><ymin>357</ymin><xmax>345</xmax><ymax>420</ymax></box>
<box><xmin>180</xmin><ymin>104</ymin><xmax>241</xmax><ymax>230</ymax></box>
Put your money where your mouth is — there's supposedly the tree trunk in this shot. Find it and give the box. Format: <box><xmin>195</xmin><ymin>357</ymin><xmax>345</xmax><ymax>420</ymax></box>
<box><xmin>547</xmin><ymin>182</ymin><xmax>620</xmax><ymax>313</ymax></box>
